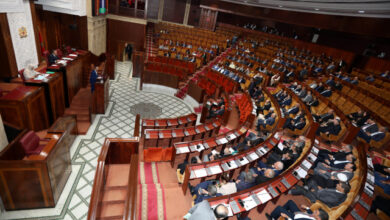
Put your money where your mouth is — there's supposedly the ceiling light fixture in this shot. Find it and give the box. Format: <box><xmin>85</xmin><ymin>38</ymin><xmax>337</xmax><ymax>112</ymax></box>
<box><xmin>279</xmin><ymin>5</ymin><xmax>283</xmax><ymax>8</ymax></box>
<box><xmin>358</xmin><ymin>10</ymin><xmax>365</xmax><ymax>13</ymax></box>
<box><xmin>314</xmin><ymin>8</ymin><xmax>320</xmax><ymax>11</ymax></box>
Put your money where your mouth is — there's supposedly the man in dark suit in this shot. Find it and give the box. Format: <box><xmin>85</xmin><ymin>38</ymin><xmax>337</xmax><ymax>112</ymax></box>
<box><xmin>266</xmin><ymin>200</ymin><xmax>329</xmax><ymax>220</ymax></box>
<box><xmin>48</xmin><ymin>50</ymin><xmax>59</xmax><ymax>65</ymax></box>
<box><xmin>256</xmin><ymin>113</ymin><xmax>276</xmax><ymax>131</ymax></box>
<box><xmin>90</xmin><ymin>64</ymin><xmax>98</xmax><ymax>92</ymax></box>
<box><xmin>280</xmin><ymin>95</ymin><xmax>292</xmax><ymax>107</ymax></box>
<box><xmin>284</xmin><ymin>103</ymin><xmax>300</xmax><ymax>116</ymax></box>
<box><xmin>291</xmin><ymin>182</ymin><xmax>349</xmax><ymax>208</ymax></box>
<box><xmin>316</xmin><ymin>144</ymin><xmax>353</xmax><ymax>166</ymax></box>
<box><xmin>320</xmin><ymin>86</ymin><xmax>332</xmax><ymax>97</ymax></box>
<box><xmin>124</xmin><ymin>43</ymin><xmax>133</xmax><ymax>60</ymax></box>
<box><xmin>313</xmin><ymin>110</ymin><xmax>334</xmax><ymax>123</ymax></box>
<box><xmin>316</xmin><ymin>118</ymin><xmax>341</xmax><ymax>136</ymax></box>
<box><xmin>235</xmin><ymin>171</ymin><xmax>256</xmax><ymax>191</ymax></box>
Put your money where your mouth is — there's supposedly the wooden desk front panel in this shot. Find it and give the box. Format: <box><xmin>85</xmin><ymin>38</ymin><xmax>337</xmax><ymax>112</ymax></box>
<box><xmin>66</xmin><ymin>58</ymin><xmax>83</xmax><ymax>105</ymax></box>
<box><xmin>46</xmin><ymin>131</ymin><xmax>72</xmax><ymax>203</ymax></box>
<box><xmin>0</xmin><ymin>88</ymin><xmax>49</xmax><ymax>131</ymax></box>
<box><xmin>48</xmin><ymin>74</ymin><xmax>65</xmax><ymax>121</ymax></box>
<box><xmin>0</xmin><ymin>161</ymin><xmax>54</xmax><ymax>210</ymax></box>
<box><xmin>142</xmin><ymin>70</ymin><xmax>179</xmax><ymax>89</ymax></box>
<box><xmin>93</xmin><ymin>78</ymin><xmax>109</xmax><ymax>114</ymax></box>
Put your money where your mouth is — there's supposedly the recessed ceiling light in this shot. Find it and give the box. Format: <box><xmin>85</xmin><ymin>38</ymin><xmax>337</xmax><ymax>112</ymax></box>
<box><xmin>279</xmin><ymin>5</ymin><xmax>283</xmax><ymax>8</ymax></box>
<box><xmin>314</xmin><ymin>8</ymin><xmax>320</xmax><ymax>11</ymax></box>
<box><xmin>358</xmin><ymin>10</ymin><xmax>365</xmax><ymax>13</ymax></box>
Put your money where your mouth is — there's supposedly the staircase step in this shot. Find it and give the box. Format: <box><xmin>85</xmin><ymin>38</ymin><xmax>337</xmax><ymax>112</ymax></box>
<box><xmin>97</xmin><ymin>202</ymin><xmax>125</xmax><ymax>219</ymax></box>
<box><xmin>106</xmin><ymin>164</ymin><xmax>130</xmax><ymax>187</ymax></box>
<box><xmin>77</xmin><ymin>121</ymin><xmax>91</xmax><ymax>134</ymax></box>
<box><xmin>101</xmin><ymin>188</ymin><xmax>127</xmax><ymax>202</ymax></box>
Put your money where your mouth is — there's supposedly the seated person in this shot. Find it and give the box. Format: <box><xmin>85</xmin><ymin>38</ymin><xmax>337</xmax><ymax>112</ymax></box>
<box><xmin>366</xmin><ymin>74</ymin><xmax>375</xmax><ymax>82</ymax></box>
<box><xmin>284</xmin><ymin>117</ymin><xmax>306</xmax><ymax>131</ymax></box>
<box><xmin>266</xmin><ymin>200</ymin><xmax>329</xmax><ymax>220</ymax></box>
<box><xmin>256</xmin><ymin>100</ymin><xmax>271</xmax><ymax>116</ymax></box>
<box><xmin>374</xmin><ymin>164</ymin><xmax>390</xmax><ymax>195</ymax></box>
<box><xmin>23</xmin><ymin>64</ymin><xmax>38</xmax><ymax>80</ymax></box>
<box><xmin>280</xmin><ymin>95</ymin><xmax>292</xmax><ymax>108</ymax></box>
<box><xmin>184</xmin><ymin>200</ymin><xmax>228</xmax><ymax>220</ymax></box>
<box><xmin>358</xmin><ymin>122</ymin><xmax>387</xmax><ymax>143</ymax></box>
<box><xmin>302</xmin><ymin>91</ymin><xmax>313</xmax><ymax>104</ymax></box>
<box><xmin>48</xmin><ymin>50</ymin><xmax>59</xmax><ymax>65</ymax></box>
<box><xmin>320</xmin><ymin>86</ymin><xmax>332</xmax><ymax>97</ymax></box>
<box><xmin>350</xmin><ymin>76</ymin><xmax>359</xmax><ymax>85</ymax></box>
<box><xmin>234</xmin><ymin>140</ymin><xmax>252</xmax><ymax>152</ymax></box>
<box><xmin>325</xmin><ymin>76</ymin><xmax>335</xmax><ymax>87</ymax></box>
<box><xmin>316</xmin><ymin>153</ymin><xmax>355</xmax><ymax>170</ymax></box>
<box><xmin>191</xmin><ymin>180</ymin><xmax>222</xmax><ymax>204</ymax></box>
<box><xmin>256</xmin><ymin>113</ymin><xmax>276</xmax><ymax>131</ymax></box>
<box><xmin>380</xmin><ymin>70</ymin><xmax>390</xmax><ymax>79</ymax></box>
<box><xmin>291</xmin><ymin>181</ymin><xmax>350</xmax><ymax>208</ymax></box>
<box><xmin>252</xmin><ymin>160</ymin><xmax>284</xmax><ymax>176</ymax></box>
<box><xmin>333</xmin><ymin>81</ymin><xmax>342</xmax><ymax>90</ymax></box>
<box><xmin>267</xmin><ymin>151</ymin><xmax>294</xmax><ymax>170</ymax></box>
<box><xmin>297</xmin><ymin>87</ymin><xmax>307</xmax><ymax>99</ymax></box>
<box><xmin>314</xmin><ymin>162</ymin><xmax>355</xmax><ymax>182</ymax></box>
<box><xmin>314</xmin><ymin>82</ymin><xmax>325</xmax><ymax>93</ymax></box>
<box><xmin>316</xmin><ymin>118</ymin><xmax>341</xmax><ymax>136</ymax></box>
<box><xmin>308</xmin><ymin>97</ymin><xmax>319</xmax><ymax>109</ymax></box>
<box><xmin>284</xmin><ymin>103</ymin><xmax>300</xmax><ymax>116</ymax></box>
<box><xmin>217</xmin><ymin>173</ymin><xmax>237</xmax><ymax>195</ymax></box>
<box><xmin>316</xmin><ymin>144</ymin><xmax>353</xmax><ymax>166</ymax></box>
<box><xmin>235</xmin><ymin>171</ymin><xmax>256</xmax><ymax>191</ymax></box>
<box><xmin>313</xmin><ymin>109</ymin><xmax>334</xmax><ymax>123</ymax></box>
<box><xmin>347</xmin><ymin>110</ymin><xmax>370</xmax><ymax>127</ymax></box>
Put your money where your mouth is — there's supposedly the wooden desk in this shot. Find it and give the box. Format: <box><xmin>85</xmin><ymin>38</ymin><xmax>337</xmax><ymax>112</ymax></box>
<box><xmin>0</xmin><ymin>116</ymin><xmax>76</xmax><ymax>210</ymax></box>
<box><xmin>93</xmin><ymin>76</ymin><xmax>109</xmax><ymax>114</ymax></box>
<box><xmin>0</xmin><ymin>83</ymin><xmax>49</xmax><ymax>131</ymax></box>
<box><xmin>23</xmin><ymin>73</ymin><xmax>65</xmax><ymax>124</ymax></box>
<box><xmin>47</xmin><ymin>50</ymin><xmax>89</xmax><ymax>107</ymax></box>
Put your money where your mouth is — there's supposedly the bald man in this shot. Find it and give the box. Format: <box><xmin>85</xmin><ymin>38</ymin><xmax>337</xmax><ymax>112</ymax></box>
<box><xmin>184</xmin><ymin>200</ymin><xmax>228</xmax><ymax>220</ymax></box>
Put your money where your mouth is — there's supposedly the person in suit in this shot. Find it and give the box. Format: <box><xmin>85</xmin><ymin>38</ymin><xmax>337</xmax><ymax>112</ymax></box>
<box><xmin>313</xmin><ymin>110</ymin><xmax>334</xmax><ymax>123</ymax></box>
<box><xmin>124</xmin><ymin>43</ymin><xmax>133</xmax><ymax>60</ymax></box>
<box><xmin>318</xmin><ymin>153</ymin><xmax>355</xmax><ymax>170</ymax></box>
<box><xmin>266</xmin><ymin>200</ymin><xmax>329</xmax><ymax>220</ymax></box>
<box><xmin>347</xmin><ymin>110</ymin><xmax>369</xmax><ymax>126</ymax></box>
<box><xmin>358</xmin><ymin>120</ymin><xmax>387</xmax><ymax>142</ymax></box>
<box><xmin>314</xmin><ymin>162</ymin><xmax>355</xmax><ymax>182</ymax></box>
<box><xmin>291</xmin><ymin>182</ymin><xmax>350</xmax><ymax>207</ymax></box>
<box><xmin>333</xmin><ymin>82</ymin><xmax>342</xmax><ymax>90</ymax></box>
<box><xmin>350</xmin><ymin>76</ymin><xmax>359</xmax><ymax>85</ymax></box>
<box><xmin>48</xmin><ymin>50</ymin><xmax>59</xmax><ymax>65</ymax></box>
<box><xmin>366</xmin><ymin>74</ymin><xmax>375</xmax><ymax>82</ymax></box>
<box><xmin>299</xmin><ymin>67</ymin><xmax>308</xmax><ymax>80</ymax></box>
<box><xmin>184</xmin><ymin>200</ymin><xmax>228</xmax><ymax>220</ymax></box>
<box><xmin>316</xmin><ymin>144</ymin><xmax>353</xmax><ymax>166</ymax></box>
<box><xmin>256</xmin><ymin>100</ymin><xmax>272</xmax><ymax>116</ymax></box>
<box><xmin>308</xmin><ymin>97</ymin><xmax>319</xmax><ymax>109</ymax></box>
<box><xmin>254</xmin><ymin>168</ymin><xmax>275</xmax><ymax>184</ymax></box>
<box><xmin>320</xmin><ymin>86</ymin><xmax>332</xmax><ymax>97</ymax></box>
<box><xmin>280</xmin><ymin>94</ymin><xmax>292</xmax><ymax>107</ymax></box>
<box><xmin>297</xmin><ymin>87</ymin><xmax>307</xmax><ymax>99</ymax></box>
<box><xmin>192</xmin><ymin>180</ymin><xmax>222</xmax><ymax>204</ymax></box>
<box><xmin>314</xmin><ymin>82</ymin><xmax>325</xmax><ymax>93</ymax></box>
<box><xmin>317</xmin><ymin>118</ymin><xmax>341</xmax><ymax>136</ymax></box>
<box><xmin>302</xmin><ymin>91</ymin><xmax>313</xmax><ymax>104</ymax></box>
<box><xmin>284</xmin><ymin>103</ymin><xmax>300</xmax><ymax>116</ymax></box>
<box><xmin>325</xmin><ymin>76</ymin><xmax>335</xmax><ymax>87</ymax></box>
<box><xmin>236</xmin><ymin>171</ymin><xmax>256</xmax><ymax>191</ymax></box>
<box><xmin>256</xmin><ymin>113</ymin><xmax>276</xmax><ymax>131</ymax></box>
<box><xmin>90</xmin><ymin>64</ymin><xmax>98</xmax><ymax>92</ymax></box>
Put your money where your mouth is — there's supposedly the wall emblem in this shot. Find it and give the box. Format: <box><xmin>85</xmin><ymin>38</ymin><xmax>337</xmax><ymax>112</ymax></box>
<box><xmin>18</xmin><ymin>26</ymin><xmax>27</xmax><ymax>38</ymax></box>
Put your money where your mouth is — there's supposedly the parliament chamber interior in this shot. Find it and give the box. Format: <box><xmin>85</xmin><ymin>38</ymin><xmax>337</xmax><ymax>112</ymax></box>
<box><xmin>0</xmin><ymin>0</ymin><xmax>390</xmax><ymax>220</ymax></box>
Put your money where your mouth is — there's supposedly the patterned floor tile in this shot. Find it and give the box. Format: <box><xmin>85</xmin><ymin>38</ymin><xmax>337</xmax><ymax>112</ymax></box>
<box><xmin>0</xmin><ymin>61</ymin><xmax>193</xmax><ymax>219</ymax></box>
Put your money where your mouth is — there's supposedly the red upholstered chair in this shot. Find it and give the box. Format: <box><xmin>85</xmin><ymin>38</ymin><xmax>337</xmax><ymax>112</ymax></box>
<box><xmin>18</xmin><ymin>69</ymin><xmax>26</xmax><ymax>83</ymax></box>
<box><xmin>19</xmin><ymin>131</ymin><xmax>48</xmax><ymax>156</ymax></box>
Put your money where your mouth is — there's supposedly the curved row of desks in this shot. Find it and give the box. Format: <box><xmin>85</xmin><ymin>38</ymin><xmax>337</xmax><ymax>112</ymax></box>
<box><xmin>141</xmin><ymin>113</ymin><xmax>197</xmax><ymax>134</ymax></box>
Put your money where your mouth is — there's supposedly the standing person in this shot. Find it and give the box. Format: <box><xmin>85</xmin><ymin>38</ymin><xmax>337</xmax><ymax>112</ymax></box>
<box><xmin>90</xmin><ymin>64</ymin><xmax>98</xmax><ymax>92</ymax></box>
<box><xmin>124</xmin><ymin>43</ymin><xmax>133</xmax><ymax>61</ymax></box>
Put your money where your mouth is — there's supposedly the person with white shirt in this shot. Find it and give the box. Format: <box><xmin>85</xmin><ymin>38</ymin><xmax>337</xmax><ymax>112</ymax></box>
<box><xmin>23</xmin><ymin>64</ymin><xmax>38</xmax><ymax>80</ymax></box>
<box><xmin>266</xmin><ymin>200</ymin><xmax>329</xmax><ymax>220</ymax></box>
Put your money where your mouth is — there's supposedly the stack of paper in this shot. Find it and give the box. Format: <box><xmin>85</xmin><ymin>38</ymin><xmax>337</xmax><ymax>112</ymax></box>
<box><xmin>242</xmin><ymin>196</ymin><xmax>257</xmax><ymax>211</ymax></box>
<box><xmin>208</xmin><ymin>165</ymin><xmax>222</xmax><ymax>174</ymax></box>
<box><xmin>256</xmin><ymin>189</ymin><xmax>272</xmax><ymax>203</ymax></box>
<box><xmin>295</xmin><ymin>167</ymin><xmax>308</xmax><ymax>179</ymax></box>
<box><xmin>176</xmin><ymin>147</ymin><xmax>189</xmax><ymax>154</ymax></box>
<box><xmin>194</xmin><ymin>168</ymin><xmax>207</xmax><ymax>178</ymax></box>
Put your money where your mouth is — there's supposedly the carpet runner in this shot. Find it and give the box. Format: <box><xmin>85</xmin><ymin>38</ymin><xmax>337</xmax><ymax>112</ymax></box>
<box><xmin>138</xmin><ymin>162</ymin><xmax>167</xmax><ymax>220</ymax></box>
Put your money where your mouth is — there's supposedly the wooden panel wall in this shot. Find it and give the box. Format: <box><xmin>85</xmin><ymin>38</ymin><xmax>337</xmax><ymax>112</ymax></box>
<box><xmin>188</xmin><ymin>0</ymin><xmax>201</xmax><ymax>26</ymax></box>
<box><xmin>0</xmin><ymin>14</ymin><xmax>18</xmax><ymax>80</ymax></box>
<box><xmin>162</xmin><ymin>0</ymin><xmax>186</xmax><ymax>24</ymax></box>
<box><xmin>106</xmin><ymin>19</ymin><xmax>146</xmax><ymax>59</ymax></box>
<box><xmin>34</xmin><ymin>6</ymin><xmax>88</xmax><ymax>52</ymax></box>
<box><xmin>200</xmin><ymin>0</ymin><xmax>390</xmax><ymax>38</ymax></box>
<box><xmin>198</xmin><ymin>7</ymin><xmax>218</xmax><ymax>30</ymax></box>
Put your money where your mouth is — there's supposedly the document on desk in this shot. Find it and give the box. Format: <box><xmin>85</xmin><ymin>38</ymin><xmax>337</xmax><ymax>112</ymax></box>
<box><xmin>226</xmin><ymin>133</ymin><xmax>237</xmax><ymax>140</ymax></box>
<box><xmin>242</xmin><ymin>196</ymin><xmax>257</xmax><ymax>211</ymax></box>
<box><xmin>208</xmin><ymin>165</ymin><xmax>222</xmax><ymax>175</ymax></box>
<box><xmin>256</xmin><ymin>189</ymin><xmax>272</xmax><ymax>204</ymax></box>
<box><xmin>176</xmin><ymin>147</ymin><xmax>189</xmax><ymax>154</ymax></box>
<box><xmin>69</xmin><ymin>54</ymin><xmax>78</xmax><ymax>57</ymax></box>
<box><xmin>216</xmin><ymin>138</ymin><xmax>228</xmax><ymax>145</ymax></box>
<box><xmin>236</xmin><ymin>157</ymin><xmax>249</xmax><ymax>166</ymax></box>
<box><xmin>194</xmin><ymin>168</ymin><xmax>207</xmax><ymax>178</ymax></box>
<box><xmin>308</xmin><ymin>153</ymin><xmax>317</xmax><ymax>162</ymax></box>
<box><xmin>190</xmin><ymin>170</ymin><xmax>195</xmax><ymax>179</ymax></box>
<box><xmin>295</xmin><ymin>167</ymin><xmax>308</xmax><ymax>179</ymax></box>
<box><xmin>34</xmin><ymin>75</ymin><xmax>47</xmax><ymax>81</ymax></box>
<box><xmin>277</xmin><ymin>142</ymin><xmax>284</xmax><ymax>151</ymax></box>
<box><xmin>311</xmin><ymin>146</ymin><xmax>319</xmax><ymax>154</ymax></box>
<box><xmin>367</xmin><ymin>157</ymin><xmax>373</xmax><ymax>169</ymax></box>
<box><xmin>226</xmin><ymin>160</ymin><xmax>238</xmax><ymax>170</ymax></box>
<box><xmin>247</xmin><ymin>152</ymin><xmax>259</xmax><ymax>161</ymax></box>
<box><xmin>301</xmin><ymin>159</ymin><xmax>312</xmax><ymax>170</ymax></box>
<box><xmin>62</xmin><ymin>57</ymin><xmax>74</xmax><ymax>61</ymax></box>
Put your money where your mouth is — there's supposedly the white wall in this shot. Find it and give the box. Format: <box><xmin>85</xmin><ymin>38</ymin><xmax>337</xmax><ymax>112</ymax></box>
<box><xmin>6</xmin><ymin>0</ymin><xmax>39</xmax><ymax>70</ymax></box>
<box><xmin>35</xmin><ymin>0</ymin><xmax>87</xmax><ymax>16</ymax></box>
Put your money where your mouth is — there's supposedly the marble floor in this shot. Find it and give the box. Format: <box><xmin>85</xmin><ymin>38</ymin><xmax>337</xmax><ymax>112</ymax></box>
<box><xmin>0</xmin><ymin>61</ymin><xmax>194</xmax><ymax>220</ymax></box>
